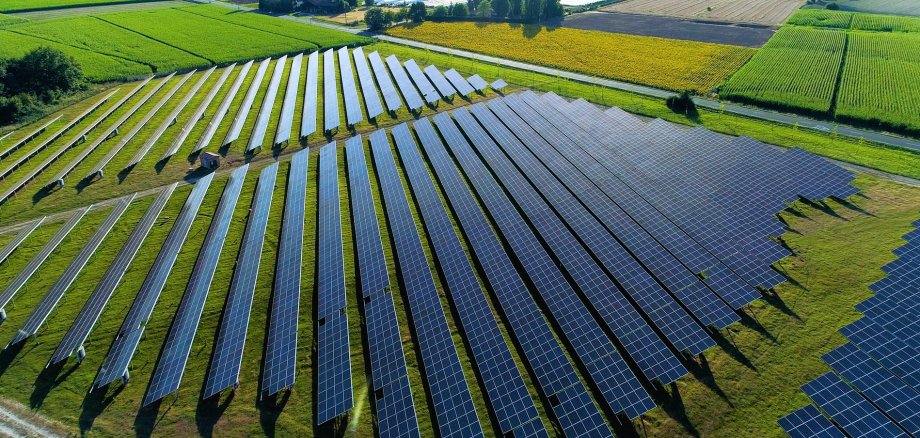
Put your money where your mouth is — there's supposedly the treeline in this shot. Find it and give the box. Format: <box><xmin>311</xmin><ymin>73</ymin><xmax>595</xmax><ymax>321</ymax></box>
<box><xmin>366</xmin><ymin>0</ymin><xmax>562</xmax><ymax>30</ymax></box>
<box><xmin>0</xmin><ymin>47</ymin><xmax>85</xmax><ymax>125</ymax></box>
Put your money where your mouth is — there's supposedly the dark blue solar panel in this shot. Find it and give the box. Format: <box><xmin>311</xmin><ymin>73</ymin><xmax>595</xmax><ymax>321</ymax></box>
<box><xmin>301</xmin><ymin>51</ymin><xmax>319</xmax><ymax>139</ymax></box>
<box><xmin>9</xmin><ymin>195</ymin><xmax>133</xmax><ymax>347</ymax></box>
<box><xmin>431</xmin><ymin>111</ymin><xmax>654</xmax><ymax>420</ymax></box>
<box><xmin>205</xmin><ymin>163</ymin><xmax>278</xmax><ymax>398</ymax></box>
<box><xmin>344</xmin><ymin>136</ymin><xmax>420</xmax><ymax>437</ymax></box>
<box><xmin>368</xmin><ymin>51</ymin><xmax>402</xmax><ymax>112</ymax></box>
<box><xmin>391</xmin><ymin>123</ymin><xmax>543</xmax><ymax>435</ymax></box>
<box><xmin>841</xmin><ymin>317</ymin><xmax>920</xmax><ymax>391</ymax></box>
<box><xmin>824</xmin><ymin>343</ymin><xmax>920</xmax><ymax>434</ymax></box>
<box><xmin>247</xmin><ymin>57</ymin><xmax>286</xmax><ymax>152</ymax></box>
<box><xmin>316</xmin><ymin>142</ymin><xmax>353</xmax><ymax>424</ymax></box>
<box><xmin>368</xmin><ymin>129</ymin><xmax>483</xmax><ymax>438</ymax></box>
<box><xmin>143</xmin><ymin>165</ymin><xmax>248</xmax><ymax>406</ymax></box>
<box><xmin>403</xmin><ymin>59</ymin><xmax>439</xmax><ymax>104</ymax></box>
<box><xmin>223</xmin><ymin>60</ymin><xmax>269</xmax><ymax>146</ymax></box>
<box><xmin>802</xmin><ymin>372</ymin><xmax>908</xmax><ymax>438</ymax></box>
<box><xmin>338</xmin><ymin>48</ymin><xmax>363</xmax><ymax>126</ymax></box>
<box><xmin>196</xmin><ymin>61</ymin><xmax>252</xmax><ymax>152</ymax></box>
<box><xmin>778</xmin><ymin>405</ymin><xmax>845</xmax><ymax>438</ymax></box>
<box><xmin>352</xmin><ymin>47</ymin><xmax>384</xmax><ymax>119</ymax></box>
<box><xmin>385</xmin><ymin>55</ymin><xmax>423</xmax><ymax>111</ymax></box>
<box><xmin>95</xmin><ymin>173</ymin><xmax>214</xmax><ymax>389</ymax></box>
<box><xmin>263</xmin><ymin>149</ymin><xmax>309</xmax><ymax>396</ymax></box>
<box><xmin>413</xmin><ymin>117</ymin><xmax>606</xmax><ymax>437</ymax></box>
<box><xmin>443</xmin><ymin>69</ymin><xmax>475</xmax><ymax>96</ymax></box>
<box><xmin>458</xmin><ymin>104</ymin><xmax>694</xmax><ymax>379</ymax></box>
<box><xmin>466</xmin><ymin>74</ymin><xmax>488</xmax><ymax>92</ymax></box>
<box><xmin>424</xmin><ymin>65</ymin><xmax>456</xmax><ymax>99</ymax></box>
<box><xmin>50</xmin><ymin>184</ymin><xmax>176</xmax><ymax>366</ymax></box>
<box><xmin>275</xmin><ymin>54</ymin><xmax>301</xmax><ymax>146</ymax></box>
<box><xmin>324</xmin><ymin>49</ymin><xmax>341</xmax><ymax>131</ymax></box>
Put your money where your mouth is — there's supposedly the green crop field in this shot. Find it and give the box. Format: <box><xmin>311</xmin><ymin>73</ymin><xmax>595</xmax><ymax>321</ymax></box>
<box><xmin>0</xmin><ymin>5</ymin><xmax>369</xmax><ymax>81</ymax></box>
<box><xmin>719</xmin><ymin>27</ymin><xmax>845</xmax><ymax>114</ymax></box>
<box><xmin>785</xmin><ymin>9</ymin><xmax>854</xmax><ymax>28</ymax></box>
<box><xmin>0</xmin><ymin>0</ymin><xmax>152</xmax><ymax>13</ymax></box>
<box><xmin>0</xmin><ymin>13</ymin><xmax>27</xmax><ymax>26</ymax></box>
<box><xmin>823</xmin><ymin>0</ymin><xmax>920</xmax><ymax>16</ymax></box>
<box><xmin>851</xmin><ymin>13</ymin><xmax>920</xmax><ymax>32</ymax></box>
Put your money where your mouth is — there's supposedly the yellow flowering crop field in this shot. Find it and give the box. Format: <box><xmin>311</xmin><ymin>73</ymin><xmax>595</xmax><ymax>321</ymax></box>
<box><xmin>386</xmin><ymin>22</ymin><xmax>755</xmax><ymax>93</ymax></box>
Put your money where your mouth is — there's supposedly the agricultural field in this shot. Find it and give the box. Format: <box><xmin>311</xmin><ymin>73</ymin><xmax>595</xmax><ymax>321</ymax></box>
<box><xmin>787</xmin><ymin>8</ymin><xmax>920</xmax><ymax>31</ymax></box>
<box><xmin>0</xmin><ymin>5</ymin><xmax>369</xmax><ymax>81</ymax></box>
<box><xmin>601</xmin><ymin>0</ymin><xmax>807</xmax><ymax>25</ymax></box>
<box><xmin>784</xmin><ymin>8</ymin><xmax>853</xmax><ymax>28</ymax></box>
<box><xmin>822</xmin><ymin>0</ymin><xmax>920</xmax><ymax>16</ymax></box>
<box><xmin>0</xmin><ymin>0</ymin><xmax>152</xmax><ymax>13</ymax></box>
<box><xmin>0</xmin><ymin>13</ymin><xmax>26</xmax><ymax>26</ymax></box>
<box><xmin>386</xmin><ymin>22</ymin><xmax>754</xmax><ymax>93</ymax></box>
<box><xmin>718</xmin><ymin>27</ymin><xmax>845</xmax><ymax>113</ymax></box>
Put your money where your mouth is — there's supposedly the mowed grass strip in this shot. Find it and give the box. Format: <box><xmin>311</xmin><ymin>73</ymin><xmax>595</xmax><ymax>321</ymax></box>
<box><xmin>385</xmin><ymin>22</ymin><xmax>754</xmax><ymax>93</ymax></box>
<box><xmin>0</xmin><ymin>13</ymin><xmax>27</xmax><ymax>27</ymax></box>
<box><xmin>719</xmin><ymin>27</ymin><xmax>845</xmax><ymax>114</ymax></box>
<box><xmin>835</xmin><ymin>31</ymin><xmax>920</xmax><ymax>133</ymax></box>
<box><xmin>6</xmin><ymin>15</ymin><xmax>210</xmax><ymax>73</ymax></box>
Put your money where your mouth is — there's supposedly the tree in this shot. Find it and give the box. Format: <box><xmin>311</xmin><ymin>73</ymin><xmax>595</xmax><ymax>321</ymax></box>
<box><xmin>338</xmin><ymin>0</ymin><xmax>351</xmax><ymax>12</ymax></box>
<box><xmin>384</xmin><ymin>9</ymin><xmax>398</xmax><ymax>24</ymax></box>
<box><xmin>542</xmin><ymin>0</ymin><xmax>563</xmax><ymax>19</ymax></box>
<box><xmin>408</xmin><ymin>2</ymin><xmax>427</xmax><ymax>22</ymax></box>
<box><xmin>478</xmin><ymin>0</ymin><xmax>492</xmax><ymax>17</ymax></box>
<box><xmin>467</xmin><ymin>0</ymin><xmax>480</xmax><ymax>11</ymax></box>
<box><xmin>259</xmin><ymin>0</ymin><xmax>293</xmax><ymax>12</ymax></box>
<box><xmin>364</xmin><ymin>7</ymin><xmax>390</xmax><ymax>30</ymax></box>
<box><xmin>492</xmin><ymin>0</ymin><xmax>509</xmax><ymax>17</ymax></box>
<box><xmin>510</xmin><ymin>0</ymin><xmax>522</xmax><ymax>17</ymax></box>
<box><xmin>523</xmin><ymin>0</ymin><xmax>542</xmax><ymax>22</ymax></box>
<box><xmin>432</xmin><ymin>5</ymin><xmax>448</xmax><ymax>17</ymax></box>
<box><xmin>346</xmin><ymin>0</ymin><xmax>359</xmax><ymax>9</ymax></box>
<box><xmin>395</xmin><ymin>7</ymin><xmax>408</xmax><ymax>21</ymax></box>
<box><xmin>364</xmin><ymin>0</ymin><xmax>373</xmax><ymax>6</ymax></box>
<box><xmin>5</xmin><ymin>47</ymin><xmax>84</xmax><ymax>102</ymax></box>
<box><xmin>666</xmin><ymin>91</ymin><xmax>697</xmax><ymax>115</ymax></box>
<box><xmin>451</xmin><ymin>2</ymin><xmax>469</xmax><ymax>17</ymax></box>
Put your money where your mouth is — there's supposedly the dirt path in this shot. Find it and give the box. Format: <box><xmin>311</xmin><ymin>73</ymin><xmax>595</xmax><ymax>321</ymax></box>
<box><xmin>0</xmin><ymin>398</ymin><xmax>69</xmax><ymax>438</ymax></box>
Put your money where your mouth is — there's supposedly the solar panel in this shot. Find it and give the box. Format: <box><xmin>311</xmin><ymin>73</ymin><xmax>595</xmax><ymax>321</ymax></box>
<box><xmin>403</xmin><ymin>59</ymin><xmax>439</xmax><ymax>104</ymax></box>
<box><xmin>840</xmin><ymin>317</ymin><xmax>920</xmax><ymax>391</ymax></box>
<box><xmin>163</xmin><ymin>64</ymin><xmax>236</xmax><ymax>160</ymax></box>
<box><xmin>301</xmin><ymin>51</ymin><xmax>319</xmax><ymax>139</ymax></box>
<box><xmin>143</xmin><ymin>165</ymin><xmax>247</xmax><ymax>406</ymax></box>
<box><xmin>126</xmin><ymin>68</ymin><xmax>216</xmax><ymax>169</ymax></box>
<box><xmin>8</xmin><ymin>194</ymin><xmax>133</xmax><ymax>347</ymax></box>
<box><xmin>490</xmin><ymin>79</ymin><xmax>507</xmax><ymax>91</ymax></box>
<box><xmin>391</xmin><ymin>123</ymin><xmax>543</xmax><ymax>435</ymax></box>
<box><xmin>368</xmin><ymin>128</ymin><xmax>483</xmax><ymax>437</ymax></box>
<box><xmin>338</xmin><ymin>48</ymin><xmax>363</xmax><ymax>127</ymax></box>
<box><xmin>466</xmin><ymin>74</ymin><xmax>488</xmax><ymax>92</ymax></box>
<box><xmin>344</xmin><ymin>136</ymin><xmax>421</xmax><ymax>437</ymax></box>
<box><xmin>443</xmin><ymin>69</ymin><xmax>475</xmax><ymax>96</ymax></box>
<box><xmin>204</xmin><ymin>162</ymin><xmax>277</xmax><ymax>398</ymax></box>
<box><xmin>316</xmin><ymin>141</ymin><xmax>353</xmax><ymax>424</ymax></box>
<box><xmin>431</xmin><ymin>111</ymin><xmax>654</xmax><ymax>419</ymax></box>
<box><xmin>423</xmin><ymin>65</ymin><xmax>457</xmax><ymax>98</ymax></box>
<box><xmin>368</xmin><ymin>51</ymin><xmax>402</xmax><ymax>112</ymax></box>
<box><xmin>802</xmin><ymin>372</ymin><xmax>908</xmax><ymax>438</ymax></box>
<box><xmin>0</xmin><ymin>216</ymin><xmax>45</xmax><ymax>266</ymax></box>
<box><xmin>0</xmin><ymin>115</ymin><xmax>61</xmax><ymax>160</ymax></box>
<box><xmin>323</xmin><ymin>49</ymin><xmax>340</xmax><ymax>132</ymax></box>
<box><xmin>0</xmin><ymin>104</ymin><xmax>92</xmax><ymax>179</ymax></box>
<box><xmin>94</xmin><ymin>173</ymin><xmax>214</xmax><ymax>389</ymax></box>
<box><xmin>50</xmin><ymin>183</ymin><xmax>177</xmax><ymax>366</ymax></box>
<box><xmin>351</xmin><ymin>47</ymin><xmax>384</xmax><ymax>119</ymax></box>
<box><xmin>195</xmin><ymin>61</ymin><xmax>254</xmax><ymax>153</ymax></box>
<box><xmin>412</xmin><ymin>117</ymin><xmax>607</xmax><ymax>437</ymax></box>
<box><xmin>823</xmin><ymin>343</ymin><xmax>920</xmax><ymax>434</ymax></box>
<box><xmin>0</xmin><ymin>207</ymin><xmax>89</xmax><ymax>315</ymax></box>
<box><xmin>85</xmin><ymin>73</ymin><xmax>192</xmax><ymax>181</ymax></box>
<box><xmin>385</xmin><ymin>55</ymin><xmax>423</xmax><ymax>111</ymax></box>
<box><xmin>223</xmin><ymin>58</ymin><xmax>271</xmax><ymax>146</ymax></box>
<box><xmin>263</xmin><ymin>148</ymin><xmax>309</xmax><ymax>396</ymax></box>
<box><xmin>274</xmin><ymin>53</ymin><xmax>302</xmax><ymax>146</ymax></box>
<box><xmin>244</xmin><ymin>56</ymin><xmax>287</xmax><ymax>153</ymax></box>
<box><xmin>778</xmin><ymin>405</ymin><xmax>845</xmax><ymax>438</ymax></box>
<box><xmin>47</xmin><ymin>77</ymin><xmax>154</xmax><ymax>188</ymax></box>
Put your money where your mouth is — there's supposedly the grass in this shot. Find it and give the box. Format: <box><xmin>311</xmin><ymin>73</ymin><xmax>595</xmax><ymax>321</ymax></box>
<box><xmin>0</xmin><ymin>13</ymin><xmax>27</xmax><ymax>26</ymax></box>
<box><xmin>385</xmin><ymin>22</ymin><xmax>754</xmax><ymax>94</ymax></box>
<box><xmin>0</xmin><ymin>0</ymin><xmax>154</xmax><ymax>13</ymax></box>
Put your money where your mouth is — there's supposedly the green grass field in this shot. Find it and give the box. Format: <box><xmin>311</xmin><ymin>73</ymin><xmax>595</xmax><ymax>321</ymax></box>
<box><xmin>0</xmin><ymin>0</ymin><xmax>153</xmax><ymax>13</ymax></box>
<box><xmin>0</xmin><ymin>12</ymin><xmax>27</xmax><ymax>26</ymax></box>
<box><xmin>823</xmin><ymin>0</ymin><xmax>920</xmax><ymax>16</ymax></box>
<box><xmin>0</xmin><ymin>5</ymin><xmax>369</xmax><ymax>81</ymax></box>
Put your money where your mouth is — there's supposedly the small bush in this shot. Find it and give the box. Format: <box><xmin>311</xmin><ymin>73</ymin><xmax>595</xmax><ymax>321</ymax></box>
<box><xmin>666</xmin><ymin>90</ymin><xmax>697</xmax><ymax>115</ymax></box>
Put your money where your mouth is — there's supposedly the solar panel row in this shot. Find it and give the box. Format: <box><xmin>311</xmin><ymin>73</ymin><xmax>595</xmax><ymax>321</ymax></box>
<box><xmin>316</xmin><ymin>142</ymin><xmax>353</xmax><ymax>424</ymax></box>
<box><xmin>50</xmin><ymin>183</ymin><xmax>177</xmax><ymax>366</ymax></box>
<box><xmin>204</xmin><ymin>162</ymin><xmax>277</xmax><ymax>398</ymax></box>
<box><xmin>352</xmin><ymin>47</ymin><xmax>384</xmax><ymax>119</ymax></box>
<box><xmin>391</xmin><ymin>123</ymin><xmax>545</xmax><ymax>436</ymax></box>
<box><xmin>246</xmin><ymin>56</ymin><xmax>287</xmax><ymax>152</ymax></box>
<box><xmin>338</xmin><ymin>48</ymin><xmax>363</xmax><ymax>127</ymax></box>
<box><xmin>323</xmin><ymin>49</ymin><xmax>340</xmax><ymax>132</ymax></box>
<box><xmin>431</xmin><ymin>111</ymin><xmax>655</xmax><ymax>420</ymax></box>
<box><xmin>344</xmin><ymin>136</ymin><xmax>420</xmax><ymax>438</ymax></box>
<box><xmin>385</xmin><ymin>55</ymin><xmax>423</xmax><ymax>111</ymax></box>
<box><xmin>127</xmin><ymin>67</ymin><xmax>216</xmax><ymax>169</ymax></box>
<box><xmin>413</xmin><ymin>117</ymin><xmax>611</xmax><ymax>436</ymax></box>
<box><xmin>8</xmin><ymin>194</ymin><xmax>134</xmax><ymax>347</ymax></box>
<box><xmin>223</xmin><ymin>58</ymin><xmax>270</xmax><ymax>146</ymax></box>
<box><xmin>0</xmin><ymin>115</ymin><xmax>61</xmax><ymax>160</ymax></box>
<box><xmin>87</xmin><ymin>72</ymin><xmax>193</xmax><ymax>181</ymax></box>
<box><xmin>301</xmin><ymin>51</ymin><xmax>320</xmax><ymax>139</ymax></box>
<box><xmin>195</xmin><ymin>60</ymin><xmax>254</xmax><ymax>152</ymax></box>
<box><xmin>47</xmin><ymin>78</ymin><xmax>154</xmax><ymax>188</ymax></box>
<box><xmin>94</xmin><ymin>172</ymin><xmax>214</xmax><ymax>389</ymax></box>
<box><xmin>403</xmin><ymin>59</ymin><xmax>439</xmax><ymax>105</ymax></box>
<box><xmin>274</xmin><ymin>53</ymin><xmax>302</xmax><ymax>146</ymax></box>
<box><xmin>443</xmin><ymin>69</ymin><xmax>475</xmax><ymax>96</ymax></box>
<box><xmin>0</xmin><ymin>216</ymin><xmax>45</xmax><ymax>266</ymax></box>
<box><xmin>466</xmin><ymin>74</ymin><xmax>488</xmax><ymax>92</ymax></box>
<box><xmin>0</xmin><ymin>206</ymin><xmax>89</xmax><ymax>315</ymax></box>
<box><xmin>163</xmin><ymin>64</ymin><xmax>236</xmax><ymax>160</ymax></box>
<box><xmin>778</xmin><ymin>405</ymin><xmax>845</xmax><ymax>438</ymax></box>
<box><xmin>424</xmin><ymin>65</ymin><xmax>456</xmax><ymax>99</ymax></box>
<box><xmin>368</xmin><ymin>128</ymin><xmax>483</xmax><ymax>438</ymax></box>
<box><xmin>368</xmin><ymin>51</ymin><xmax>402</xmax><ymax>113</ymax></box>
<box><xmin>262</xmin><ymin>148</ymin><xmax>308</xmax><ymax>396</ymax></box>
<box><xmin>802</xmin><ymin>372</ymin><xmax>907</xmax><ymax>437</ymax></box>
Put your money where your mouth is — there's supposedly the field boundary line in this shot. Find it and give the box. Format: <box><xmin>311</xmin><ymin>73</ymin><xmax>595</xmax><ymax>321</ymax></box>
<box><xmin>93</xmin><ymin>13</ymin><xmax>218</xmax><ymax>64</ymax></box>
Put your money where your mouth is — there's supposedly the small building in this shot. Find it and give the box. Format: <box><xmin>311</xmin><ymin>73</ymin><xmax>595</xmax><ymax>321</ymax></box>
<box><xmin>200</xmin><ymin>152</ymin><xmax>220</xmax><ymax>169</ymax></box>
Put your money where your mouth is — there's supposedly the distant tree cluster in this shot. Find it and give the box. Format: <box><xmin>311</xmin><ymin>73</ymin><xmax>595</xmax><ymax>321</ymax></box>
<box><xmin>0</xmin><ymin>47</ymin><xmax>85</xmax><ymax>125</ymax></box>
<box><xmin>260</xmin><ymin>0</ymin><xmax>294</xmax><ymax>13</ymax></box>
<box><xmin>415</xmin><ymin>0</ymin><xmax>561</xmax><ymax>22</ymax></box>
<box><xmin>365</xmin><ymin>6</ymin><xmax>410</xmax><ymax>30</ymax></box>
